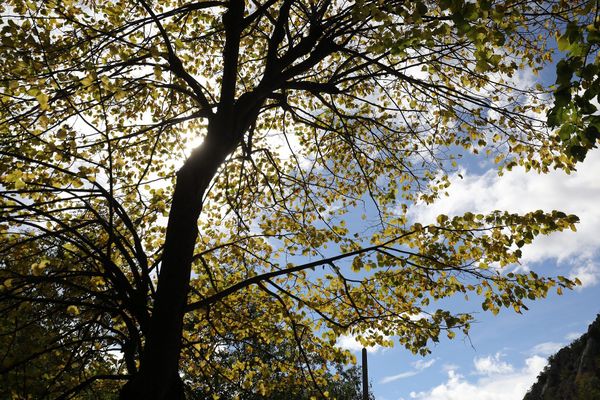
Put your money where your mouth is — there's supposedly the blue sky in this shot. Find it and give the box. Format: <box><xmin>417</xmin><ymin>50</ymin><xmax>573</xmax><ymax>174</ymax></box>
<box><xmin>336</xmin><ymin>148</ymin><xmax>600</xmax><ymax>400</ymax></box>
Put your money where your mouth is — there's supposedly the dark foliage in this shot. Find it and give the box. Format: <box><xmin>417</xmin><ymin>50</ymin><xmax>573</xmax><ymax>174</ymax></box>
<box><xmin>524</xmin><ymin>314</ymin><xmax>600</xmax><ymax>400</ymax></box>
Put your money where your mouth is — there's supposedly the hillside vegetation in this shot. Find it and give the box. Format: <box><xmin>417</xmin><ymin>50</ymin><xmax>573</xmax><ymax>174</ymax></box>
<box><xmin>524</xmin><ymin>314</ymin><xmax>600</xmax><ymax>400</ymax></box>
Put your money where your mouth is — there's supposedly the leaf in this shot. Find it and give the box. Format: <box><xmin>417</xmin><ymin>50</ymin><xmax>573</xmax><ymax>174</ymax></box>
<box><xmin>81</xmin><ymin>74</ymin><xmax>94</xmax><ymax>87</ymax></box>
<box><xmin>36</xmin><ymin>93</ymin><xmax>49</xmax><ymax>111</ymax></box>
<box><xmin>0</xmin><ymin>2</ymin><xmax>594</xmax><ymax>397</ymax></box>
<box><xmin>558</xmin><ymin>123</ymin><xmax>575</xmax><ymax>142</ymax></box>
<box><xmin>351</xmin><ymin>257</ymin><xmax>364</xmax><ymax>272</ymax></box>
<box><xmin>67</xmin><ymin>305</ymin><xmax>80</xmax><ymax>316</ymax></box>
<box><xmin>557</xmin><ymin>34</ymin><xmax>570</xmax><ymax>52</ymax></box>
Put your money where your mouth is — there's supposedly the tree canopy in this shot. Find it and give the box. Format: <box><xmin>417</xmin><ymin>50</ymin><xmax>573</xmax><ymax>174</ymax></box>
<box><xmin>548</xmin><ymin>12</ymin><xmax>600</xmax><ymax>161</ymax></box>
<box><xmin>0</xmin><ymin>0</ymin><xmax>596</xmax><ymax>399</ymax></box>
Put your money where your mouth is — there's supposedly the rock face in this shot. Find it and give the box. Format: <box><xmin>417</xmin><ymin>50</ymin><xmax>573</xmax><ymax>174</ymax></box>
<box><xmin>523</xmin><ymin>314</ymin><xmax>600</xmax><ymax>400</ymax></box>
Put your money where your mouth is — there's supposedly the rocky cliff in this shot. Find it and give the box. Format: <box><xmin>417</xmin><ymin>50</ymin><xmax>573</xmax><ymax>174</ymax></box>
<box><xmin>523</xmin><ymin>314</ymin><xmax>600</xmax><ymax>400</ymax></box>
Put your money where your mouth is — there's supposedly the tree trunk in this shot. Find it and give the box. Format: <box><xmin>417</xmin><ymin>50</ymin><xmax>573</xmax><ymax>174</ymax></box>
<box><xmin>120</xmin><ymin>130</ymin><xmax>234</xmax><ymax>400</ymax></box>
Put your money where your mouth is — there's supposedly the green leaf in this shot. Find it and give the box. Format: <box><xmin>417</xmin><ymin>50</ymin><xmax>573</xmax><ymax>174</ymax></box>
<box><xmin>558</xmin><ymin>123</ymin><xmax>575</xmax><ymax>142</ymax></box>
<box><xmin>555</xmin><ymin>59</ymin><xmax>574</xmax><ymax>86</ymax></box>
<box><xmin>557</xmin><ymin>34</ymin><xmax>570</xmax><ymax>52</ymax></box>
<box><xmin>553</xmin><ymin>87</ymin><xmax>572</xmax><ymax>109</ymax></box>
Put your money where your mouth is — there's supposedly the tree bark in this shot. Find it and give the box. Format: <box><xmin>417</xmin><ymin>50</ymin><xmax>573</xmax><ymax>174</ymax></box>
<box><xmin>120</xmin><ymin>128</ymin><xmax>235</xmax><ymax>399</ymax></box>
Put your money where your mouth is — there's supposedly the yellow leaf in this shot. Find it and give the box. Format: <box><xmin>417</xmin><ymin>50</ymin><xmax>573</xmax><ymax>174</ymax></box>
<box><xmin>15</xmin><ymin>178</ymin><xmax>25</xmax><ymax>189</ymax></box>
<box><xmin>81</xmin><ymin>74</ymin><xmax>94</xmax><ymax>87</ymax></box>
<box><xmin>67</xmin><ymin>305</ymin><xmax>80</xmax><ymax>316</ymax></box>
<box><xmin>36</xmin><ymin>93</ymin><xmax>49</xmax><ymax>111</ymax></box>
<box><xmin>115</xmin><ymin>90</ymin><xmax>127</xmax><ymax>100</ymax></box>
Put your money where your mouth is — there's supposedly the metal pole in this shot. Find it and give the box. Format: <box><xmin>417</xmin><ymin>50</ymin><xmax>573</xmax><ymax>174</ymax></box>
<box><xmin>362</xmin><ymin>347</ymin><xmax>369</xmax><ymax>400</ymax></box>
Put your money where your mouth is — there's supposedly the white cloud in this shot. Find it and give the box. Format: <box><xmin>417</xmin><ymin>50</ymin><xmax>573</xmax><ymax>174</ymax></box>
<box><xmin>381</xmin><ymin>358</ymin><xmax>437</xmax><ymax>384</ymax></box>
<box><xmin>473</xmin><ymin>353</ymin><xmax>514</xmax><ymax>375</ymax></box>
<box><xmin>409</xmin><ymin>355</ymin><xmax>547</xmax><ymax>400</ymax></box>
<box><xmin>565</xmin><ymin>331</ymin><xmax>582</xmax><ymax>341</ymax></box>
<box><xmin>569</xmin><ymin>259</ymin><xmax>600</xmax><ymax>288</ymax></box>
<box><xmin>408</xmin><ymin>150</ymin><xmax>600</xmax><ymax>288</ymax></box>
<box><xmin>529</xmin><ymin>342</ymin><xmax>563</xmax><ymax>357</ymax></box>
<box><xmin>381</xmin><ymin>370</ymin><xmax>420</xmax><ymax>383</ymax></box>
<box><xmin>408</xmin><ymin>312</ymin><xmax>428</xmax><ymax>321</ymax></box>
<box><xmin>336</xmin><ymin>334</ymin><xmax>382</xmax><ymax>353</ymax></box>
<box><xmin>414</xmin><ymin>358</ymin><xmax>437</xmax><ymax>370</ymax></box>
<box><xmin>335</xmin><ymin>329</ymin><xmax>391</xmax><ymax>354</ymax></box>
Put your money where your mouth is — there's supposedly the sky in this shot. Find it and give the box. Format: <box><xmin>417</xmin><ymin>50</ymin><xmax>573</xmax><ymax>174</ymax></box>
<box><xmin>327</xmin><ymin>22</ymin><xmax>600</xmax><ymax>399</ymax></box>
<box><xmin>2</xmin><ymin>5</ymin><xmax>596</xmax><ymax>400</ymax></box>
<box><xmin>141</xmin><ymin>68</ymin><xmax>600</xmax><ymax>398</ymax></box>
<box><xmin>187</xmin><ymin>31</ymin><xmax>600</xmax><ymax>400</ymax></box>
<box><xmin>336</xmin><ymin>148</ymin><xmax>600</xmax><ymax>400</ymax></box>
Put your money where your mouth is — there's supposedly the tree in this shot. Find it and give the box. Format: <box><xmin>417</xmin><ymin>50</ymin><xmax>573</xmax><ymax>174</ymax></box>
<box><xmin>181</xmin><ymin>318</ymin><xmax>375</xmax><ymax>400</ymax></box>
<box><xmin>0</xmin><ymin>246</ymin><xmax>123</xmax><ymax>399</ymax></box>
<box><xmin>548</xmin><ymin>12</ymin><xmax>600</xmax><ymax>162</ymax></box>
<box><xmin>0</xmin><ymin>0</ymin><xmax>594</xmax><ymax>398</ymax></box>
